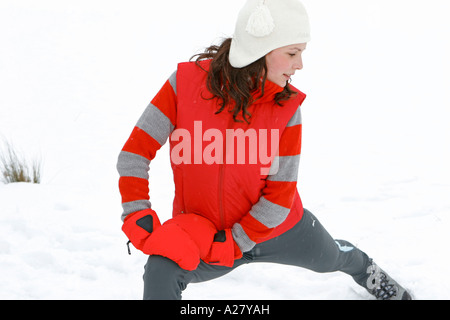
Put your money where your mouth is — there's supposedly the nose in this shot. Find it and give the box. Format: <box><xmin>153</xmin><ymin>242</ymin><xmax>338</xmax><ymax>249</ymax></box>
<box><xmin>293</xmin><ymin>55</ymin><xmax>303</xmax><ymax>70</ymax></box>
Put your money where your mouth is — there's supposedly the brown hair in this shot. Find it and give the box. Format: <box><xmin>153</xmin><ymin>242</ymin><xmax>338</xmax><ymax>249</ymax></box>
<box><xmin>191</xmin><ymin>38</ymin><xmax>297</xmax><ymax>123</ymax></box>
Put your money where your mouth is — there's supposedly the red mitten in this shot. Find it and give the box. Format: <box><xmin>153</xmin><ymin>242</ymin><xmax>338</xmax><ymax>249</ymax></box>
<box><xmin>165</xmin><ymin>214</ymin><xmax>217</xmax><ymax>259</ymax></box>
<box><xmin>122</xmin><ymin>209</ymin><xmax>162</xmax><ymax>251</ymax></box>
<box><xmin>204</xmin><ymin>229</ymin><xmax>243</xmax><ymax>267</ymax></box>
<box><xmin>143</xmin><ymin>223</ymin><xmax>200</xmax><ymax>270</ymax></box>
<box><xmin>142</xmin><ymin>213</ymin><xmax>217</xmax><ymax>271</ymax></box>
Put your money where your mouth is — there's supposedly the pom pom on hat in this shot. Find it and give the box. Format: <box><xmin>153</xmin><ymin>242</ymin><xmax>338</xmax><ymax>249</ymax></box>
<box><xmin>229</xmin><ymin>0</ymin><xmax>311</xmax><ymax>68</ymax></box>
<box><xmin>245</xmin><ymin>1</ymin><xmax>275</xmax><ymax>37</ymax></box>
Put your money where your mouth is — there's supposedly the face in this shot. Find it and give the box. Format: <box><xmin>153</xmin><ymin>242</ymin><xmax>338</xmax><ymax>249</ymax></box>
<box><xmin>265</xmin><ymin>43</ymin><xmax>307</xmax><ymax>87</ymax></box>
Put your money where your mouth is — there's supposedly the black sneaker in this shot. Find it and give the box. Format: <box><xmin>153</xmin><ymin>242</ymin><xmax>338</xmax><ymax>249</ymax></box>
<box><xmin>365</xmin><ymin>260</ymin><xmax>412</xmax><ymax>300</ymax></box>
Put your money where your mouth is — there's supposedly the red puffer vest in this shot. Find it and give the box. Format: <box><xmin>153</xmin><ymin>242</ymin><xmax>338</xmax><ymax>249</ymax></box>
<box><xmin>171</xmin><ymin>60</ymin><xmax>305</xmax><ymax>242</ymax></box>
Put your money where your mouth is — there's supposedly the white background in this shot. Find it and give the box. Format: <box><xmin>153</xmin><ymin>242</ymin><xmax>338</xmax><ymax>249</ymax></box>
<box><xmin>0</xmin><ymin>0</ymin><xmax>449</xmax><ymax>299</ymax></box>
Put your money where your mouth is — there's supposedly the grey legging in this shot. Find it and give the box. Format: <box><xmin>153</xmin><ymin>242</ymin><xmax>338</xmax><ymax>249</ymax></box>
<box><xmin>142</xmin><ymin>208</ymin><xmax>370</xmax><ymax>299</ymax></box>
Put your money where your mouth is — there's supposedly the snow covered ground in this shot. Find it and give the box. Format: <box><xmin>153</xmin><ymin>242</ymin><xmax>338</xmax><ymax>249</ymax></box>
<box><xmin>1</xmin><ymin>0</ymin><xmax>449</xmax><ymax>299</ymax></box>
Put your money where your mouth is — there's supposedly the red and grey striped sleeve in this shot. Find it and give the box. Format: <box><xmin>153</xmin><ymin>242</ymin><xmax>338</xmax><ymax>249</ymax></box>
<box><xmin>117</xmin><ymin>71</ymin><xmax>177</xmax><ymax>221</ymax></box>
<box><xmin>231</xmin><ymin>104</ymin><xmax>303</xmax><ymax>252</ymax></box>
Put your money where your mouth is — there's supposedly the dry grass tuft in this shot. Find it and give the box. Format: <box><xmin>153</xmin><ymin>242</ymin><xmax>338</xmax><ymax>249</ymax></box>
<box><xmin>0</xmin><ymin>140</ymin><xmax>41</xmax><ymax>184</ymax></box>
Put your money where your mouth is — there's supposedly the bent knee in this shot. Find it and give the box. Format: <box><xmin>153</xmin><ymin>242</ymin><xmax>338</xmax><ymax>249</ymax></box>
<box><xmin>143</xmin><ymin>255</ymin><xmax>189</xmax><ymax>300</ymax></box>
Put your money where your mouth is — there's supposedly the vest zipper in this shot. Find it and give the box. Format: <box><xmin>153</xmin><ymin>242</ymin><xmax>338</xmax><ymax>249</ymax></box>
<box><xmin>217</xmin><ymin>163</ymin><xmax>226</xmax><ymax>230</ymax></box>
<box><xmin>217</xmin><ymin>115</ymin><xmax>235</xmax><ymax>230</ymax></box>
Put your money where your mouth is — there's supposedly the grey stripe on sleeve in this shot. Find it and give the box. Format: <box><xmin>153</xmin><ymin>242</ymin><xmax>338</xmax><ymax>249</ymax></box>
<box><xmin>168</xmin><ymin>70</ymin><xmax>177</xmax><ymax>95</ymax></box>
<box><xmin>117</xmin><ymin>151</ymin><xmax>150</xmax><ymax>179</ymax></box>
<box><xmin>286</xmin><ymin>105</ymin><xmax>302</xmax><ymax>127</ymax></box>
<box><xmin>121</xmin><ymin>200</ymin><xmax>152</xmax><ymax>221</ymax></box>
<box><xmin>249</xmin><ymin>196</ymin><xmax>290</xmax><ymax>228</ymax></box>
<box><xmin>231</xmin><ymin>223</ymin><xmax>257</xmax><ymax>253</ymax></box>
<box><xmin>136</xmin><ymin>102</ymin><xmax>174</xmax><ymax>146</ymax></box>
<box><xmin>267</xmin><ymin>155</ymin><xmax>300</xmax><ymax>182</ymax></box>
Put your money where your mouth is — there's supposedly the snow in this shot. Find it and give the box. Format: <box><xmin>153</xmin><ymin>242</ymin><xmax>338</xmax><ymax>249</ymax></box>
<box><xmin>1</xmin><ymin>0</ymin><xmax>449</xmax><ymax>300</ymax></box>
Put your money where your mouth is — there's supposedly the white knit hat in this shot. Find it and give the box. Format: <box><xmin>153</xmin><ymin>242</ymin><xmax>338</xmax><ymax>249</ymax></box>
<box><xmin>229</xmin><ymin>0</ymin><xmax>311</xmax><ymax>68</ymax></box>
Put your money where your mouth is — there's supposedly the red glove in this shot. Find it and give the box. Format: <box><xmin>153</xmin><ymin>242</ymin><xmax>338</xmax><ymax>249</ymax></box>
<box><xmin>122</xmin><ymin>209</ymin><xmax>161</xmax><ymax>251</ymax></box>
<box><xmin>142</xmin><ymin>213</ymin><xmax>217</xmax><ymax>271</ymax></box>
<box><xmin>204</xmin><ymin>229</ymin><xmax>243</xmax><ymax>268</ymax></box>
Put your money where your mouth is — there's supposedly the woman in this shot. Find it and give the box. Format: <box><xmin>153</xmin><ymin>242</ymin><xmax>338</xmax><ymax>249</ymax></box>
<box><xmin>117</xmin><ymin>0</ymin><xmax>411</xmax><ymax>300</ymax></box>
